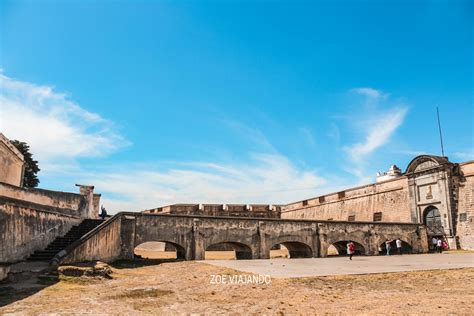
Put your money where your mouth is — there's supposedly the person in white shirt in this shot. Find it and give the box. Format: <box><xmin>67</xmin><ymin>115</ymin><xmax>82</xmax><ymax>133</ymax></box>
<box><xmin>396</xmin><ymin>238</ymin><xmax>402</xmax><ymax>255</ymax></box>
<box><xmin>437</xmin><ymin>238</ymin><xmax>443</xmax><ymax>253</ymax></box>
<box><xmin>432</xmin><ymin>237</ymin><xmax>438</xmax><ymax>253</ymax></box>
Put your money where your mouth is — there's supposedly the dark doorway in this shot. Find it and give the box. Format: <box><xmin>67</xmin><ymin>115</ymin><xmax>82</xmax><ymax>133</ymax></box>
<box><xmin>423</xmin><ymin>206</ymin><xmax>444</xmax><ymax>235</ymax></box>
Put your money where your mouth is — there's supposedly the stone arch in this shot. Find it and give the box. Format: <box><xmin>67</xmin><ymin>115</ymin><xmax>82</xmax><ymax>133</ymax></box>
<box><xmin>405</xmin><ymin>155</ymin><xmax>448</xmax><ymax>174</ymax></box>
<box><xmin>205</xmin><ymin>241</ymin><xmax>253</xmax><ymax>260</ymax></box>
<box><xmin>134</xmin><ymin>240</ymin><xmax>186</xmax><ymax>260</ymax></box>
<box><xmin>379</xmin><ymin>239</ymin><xmax>413</xmax><ymax>255</ymax></box>
<box><xmin>270</xmin><ymin>241</ymin><xmax>313</xmax><ymax>258</ymax></box>
<box><xmin>328</xmin><ymin>240</ymin><xmax>365</xmax><ymax>256</ymax></box>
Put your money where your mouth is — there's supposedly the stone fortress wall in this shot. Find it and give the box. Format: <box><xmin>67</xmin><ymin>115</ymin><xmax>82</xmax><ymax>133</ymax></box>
<box><xmin>0</xmin><ymin>182</ymin><xmax>101</xmax><ymax>263</ymax></box>
<box><xmin>281</xmin><ymin>176</ymin><xmax>410</xmax><ymax>222</ymax></box>
<box><xmin>0</xmin><ymin>132</ymin><xmax>102</xmax><ymax>264</ymax></box>
<box><xmin>281</xmin><ymin>156</ymin><xmax>474</xmax><ymax>250</ymax></box>
<box><xmin>456</xmin><ymin>161</ymin><xmax>474</xmax><ymax>249</ymax></box>
<box><xmin>0</xmin><ymin>133</ymin><xmax>25</xmax><ymax>187</ymax></box>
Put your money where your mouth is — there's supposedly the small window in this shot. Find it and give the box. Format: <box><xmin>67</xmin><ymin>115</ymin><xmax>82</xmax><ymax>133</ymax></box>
<box><xmin>302</xmin><ymin>200</ymin><xmax>308</xmax><ymax>206</ymax></box>
<box><xmin>373</xmin><ymin>212</ymin><xmax>383</xmax><ymax>222</ymax></box>
<box><xmin>319</xmin><ymin>196</ymin><xmax>325</xmax><ymax>203</ymax></box>
<box><xmin>459</xmin><ymin>213</ymin><xmax>467</xmax><ymax>222</ymax></box>
<box><xmin>338</xmin><ymin>191</ymin><xmax>345</xmax><ymax>199</ymax></box>
<box><xmin>348</xmin><ymin>215</ymin><xmax>355</xmax><ymax>221</ymax></box>
<box><xmin>327</xmin><ymin>218</ymin><xmax>333</xmax><ymax>221</ymax></box>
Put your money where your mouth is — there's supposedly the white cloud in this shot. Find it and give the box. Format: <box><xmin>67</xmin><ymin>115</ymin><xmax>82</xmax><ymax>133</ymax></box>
<box><xmin>351</xmin><ymin>87</ymin><xmax>385</xmax><ymax>99</ymax></box>
<box><xmin>0</xmin><ymin>73</ymin><xmax>127</xmax><ymax>167</ymax></box>
<box><xmin>83</xmin><ymin>154</ymin><xmax>328</xmax><ymax>212</ymax></box>
<box><xmin>453</xmin><ymin>150</ymin><xmax>474</xmax><ymax>161</ymax></box>
<box><xmin>345</xmin><ymin>106</ymin><xmax>408</xmax><ymax>162</ymax></box>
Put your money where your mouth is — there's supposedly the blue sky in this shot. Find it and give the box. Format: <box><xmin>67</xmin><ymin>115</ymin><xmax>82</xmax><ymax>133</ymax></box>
<box><xmin>1</xmin><ymin>0</ymin><xmax>473</xmax><ymax>212</ymax></box>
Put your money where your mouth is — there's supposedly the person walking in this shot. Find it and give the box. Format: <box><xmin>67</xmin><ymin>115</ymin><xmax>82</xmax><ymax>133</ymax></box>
<box><xmin>437</xmin><ymin>238</ymin><xmax>443</xmax><ymax>253</ymax></box>
<box><xmin>396</xmin><ymin>238</ymin><xmax>402</xmax><ymax>255</ymax></box>
<box><xmin>347</xmin><ymin>241</ymin><xmax>355</xmax><ymax>260</ymax></box>
<box><xmin>385</xmin><ymin>240</ymin><xmax>392</xmax><ymax>256</ymax></box>
<box><xmin>432</xmin><ymin>237</ymin><xmax>438</xmax><ymax>253</ymax></box>
<box><xmin>442</xmin><ymin>239</ymin><xmax>449</xmax><ymax>251</ymax></box>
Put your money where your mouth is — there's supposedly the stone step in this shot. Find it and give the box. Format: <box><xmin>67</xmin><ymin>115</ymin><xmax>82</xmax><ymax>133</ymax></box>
<box><xmin>25</xmin><ymin>219</ymin><xmax>104</xmax><ymax>263</ymax></box>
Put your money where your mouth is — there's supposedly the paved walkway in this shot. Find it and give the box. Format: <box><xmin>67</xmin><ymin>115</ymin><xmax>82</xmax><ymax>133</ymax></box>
<box><xmin>202</xmin><ymin>253</ymin><xmax>474</xmax><ymax>278</ymax></box>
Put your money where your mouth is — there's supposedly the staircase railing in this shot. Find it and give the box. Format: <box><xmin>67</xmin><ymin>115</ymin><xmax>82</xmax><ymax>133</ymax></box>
<box><xmin>50</xmin><ymin>213</ymin><xmax>125</xmax><ymax>266</ymax></box>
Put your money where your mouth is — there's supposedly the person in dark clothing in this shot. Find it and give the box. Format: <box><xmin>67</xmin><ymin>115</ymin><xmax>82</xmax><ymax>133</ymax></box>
<box><xmin>99</xmin><ymin>205</ymin><xmax>107</xmax><ymax>220</ymax></box>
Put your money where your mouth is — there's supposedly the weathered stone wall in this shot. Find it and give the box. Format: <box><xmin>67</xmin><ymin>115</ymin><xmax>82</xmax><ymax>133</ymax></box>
<box><xmin>457</xmin><ymin>161</ymin><xmax>474</xmax><ymax>250</ymax></box>
<box><xmin>281</xmin><ymin>177</ymin><xmax>411</xmax><ymax>222</ymax></box>
<box><xmin>0</xmin><ymin>133</ymin><xmax>24</xmax><ymax>187</ymax></box>
<box><xmin>0</xmin><ymin>182</ymin><xmax>101</xmax><ymax>263</ymax></box>
<box><xmin>0</xmin><ymin>182</ymin><xmax>87</xmax><ymax>217</ymax></box>
<box><xmin>145</xmin><ymin>203</ymin><xmax>281</xmax><ymax>218</ymax></box>
<box><xmin>0</xmin><ymin>199</ymin><xmax>82</xmax><ymax>263</ymax></box>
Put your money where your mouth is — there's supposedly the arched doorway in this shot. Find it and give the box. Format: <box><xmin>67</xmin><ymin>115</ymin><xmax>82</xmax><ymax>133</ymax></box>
<box><xmin>328</xmin><ymin>241</ymin><xmax>365</xmax><ymax>257</ymax></box>
<box><xmin>423</xmin><ymin>206</ymin><xmax>444</xmax><ymax>236</ymax></box>
<box><xmin>270</xmin><ymin>242</ymin><xmax>312</xmax><ymax>258</ymax></box>
<box><xmin>134</xmin><ymin>241</ymin><xmax>186</xmax><ymax>260</ymax></box>
<box><xmin>205</xmin><ymin>242</ymin><xmax>252</xmax><ymax>260</ymax></box>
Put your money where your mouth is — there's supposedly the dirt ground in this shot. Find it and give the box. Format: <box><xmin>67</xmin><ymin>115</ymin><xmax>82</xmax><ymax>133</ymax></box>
<box><xmin>0</xmin><ymin>260</ymin><xmax>473</xmax><ymax>315</ymax></box>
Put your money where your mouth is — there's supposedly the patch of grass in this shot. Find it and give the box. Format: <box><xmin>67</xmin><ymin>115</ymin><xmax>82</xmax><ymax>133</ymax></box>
<box><xmin>111</xmin><ymin>288</ymin><xmax>173</xmax><ymax>300</ymax></box>
<box><xmin>58</xmin><ymin>275</ymin><xmax>100</xmax><ymax>285</ymax></box>
<box><xmin>111</xmin><ymin>258</ymin><xmax>181</xmax><ymax>269</ymax></box>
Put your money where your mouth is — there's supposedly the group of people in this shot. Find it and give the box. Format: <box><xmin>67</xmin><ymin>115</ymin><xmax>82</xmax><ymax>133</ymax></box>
<box><xmin>431</xmin><ymin>237</ymin><xmax>449</xmax><ymax>253</ymax></box>
<box><xmin>383</xmin><ymin>238</ymin><xmax>404</xmax><ymax>256</ymax></box>
<box><xmin>346</xmin><ymin>236</ymin><xmax>449</xmax><ymax>260</ymax></box>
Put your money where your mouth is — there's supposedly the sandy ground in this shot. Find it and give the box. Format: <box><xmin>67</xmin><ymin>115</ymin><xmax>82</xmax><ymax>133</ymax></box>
<box><xmin>1</xmin><ymin>259</ymin><xmax>473</xmax><ymax>315</ymax></box>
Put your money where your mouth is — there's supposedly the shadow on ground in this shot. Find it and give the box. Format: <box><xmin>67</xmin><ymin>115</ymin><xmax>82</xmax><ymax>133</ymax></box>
<box><xmin>0</xmin><ymin>277</ymin><xmax>58</xmax><ymax>307</ymax></box>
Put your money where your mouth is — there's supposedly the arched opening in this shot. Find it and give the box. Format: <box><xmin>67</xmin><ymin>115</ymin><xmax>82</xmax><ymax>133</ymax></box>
<box><xmin>134</xmin><ymin>241</ymin><xmax>185</xmax><ymax>260</ymax></box>
<box><xmin>270</xmin><ymin>242</ymin><xmax>312</xmax><ymax>259</ymax></box>
<box><xmin>423</xmin><ymin>206</ymin><xmax>444</xmax><ymax>236</ymax></box>
<box><xmin>205</xmin><ymin>242</ymin><xmax>252</xmax><ymax>260</ymax></box>
<box><xmin>379</xmin><ymin>240</ymin><xmax>413</xmax><ymax>255</ymax></box>
<box><xmin>328</xmin><ymin>240</ymin><xmax>365</xmax><ymax>256</ymax></box>
<box><xmin>270</xmin><ymin>244</ymin><xmax>289</xmax><ymax>259</ymax></box>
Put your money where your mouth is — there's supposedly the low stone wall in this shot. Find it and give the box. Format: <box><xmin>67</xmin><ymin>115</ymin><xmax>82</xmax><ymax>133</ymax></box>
<box><xmin>0</xmin><ymin>182</ymin><xmax>88</xmax><ymax>218</ymax></box>
<box><xmin>145</xmin><ymin>203</ymin><xmax>281</xmax><ymax>218</ymax></box>
<box><xmin>0</xmin><ymin>199</ymin><xmax>82</xmax><ymax>263</ymax></box>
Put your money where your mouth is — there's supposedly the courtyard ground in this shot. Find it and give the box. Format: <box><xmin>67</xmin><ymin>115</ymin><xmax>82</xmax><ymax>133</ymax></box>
<box><xmin>0</xmin><ymin>253</ymin><xmax>473</xmax><ymax>315</ymax></box>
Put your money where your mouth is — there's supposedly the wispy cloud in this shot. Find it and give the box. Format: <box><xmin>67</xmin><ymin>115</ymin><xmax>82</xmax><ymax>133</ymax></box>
<box><xmin>345</xmin><ymin>107</ymin><xmax>408</xmax><ymax>162</ymax></box>
<box><xmin>341</xmin><ymin>88</ymin><xmax>409</xmax><ymax>182</ymax></box>
<box><xmin>0</xmin><ymin>73</ymin><xmax>128</xmax><ymax>169</ymax></box>
<box><xmin>351</xmin><ymin>87</ymin><xmax>386</xmax><ymax>100</ymax></box>
<box><xmin>80</xmin><ymin>153</ymin><xmax>328</xmax><ymax>212</ymax></box>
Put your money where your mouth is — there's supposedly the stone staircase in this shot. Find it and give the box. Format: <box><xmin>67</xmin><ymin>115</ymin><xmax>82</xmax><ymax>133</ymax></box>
<box><xmin>27</xmin><ymin>219</ymin><xmax>104</xmax><ymax>262</ymax></box>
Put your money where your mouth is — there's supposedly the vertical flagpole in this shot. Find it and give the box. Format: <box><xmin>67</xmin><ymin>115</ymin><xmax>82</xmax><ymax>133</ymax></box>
<box><xmin>437</xmin><ymin>107</ymin><xmax>445</xmax><ymax>157</ymax></box>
